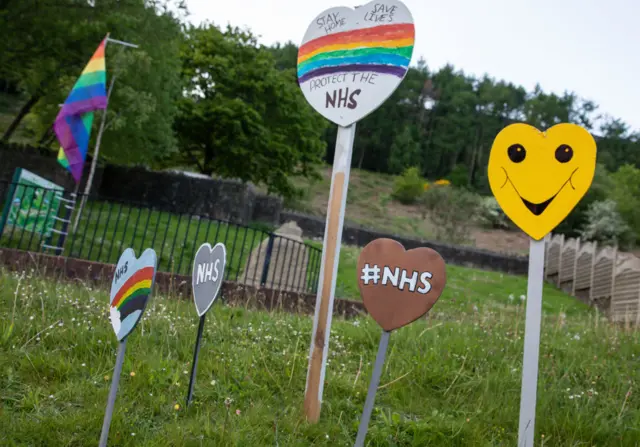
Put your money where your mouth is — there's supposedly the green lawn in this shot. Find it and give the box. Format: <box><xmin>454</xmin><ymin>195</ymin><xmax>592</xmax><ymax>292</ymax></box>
<box><xmin>311</xmin><ymin>242</ymin><xmax>587</xmax><ymax>315</ymax></box>
<box><xmin>1</xmin><ymin>269</ymin><xmax>638</xmax><ymax>446</ymax></box>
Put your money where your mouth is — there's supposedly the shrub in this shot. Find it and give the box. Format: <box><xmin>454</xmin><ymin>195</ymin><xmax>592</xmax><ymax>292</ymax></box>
<box><xmin>477</xmin><ymin>196</ymin><xmax>510</xmax><ymax>229</ymax></box>
<box><xmin>391</xmin><ymin>166</ymin><xmax>425</xmax><ymax>205</ymax></box>
<box><xmin>448</xmin><ymin>164</ymin><xmax>469</xmax><ymax>188</ymax></box>
<box><xmin>610</xmin><ymin>164</ymin><xmax>640</xmax><ymax>241</ymax></box>
<box><xmin>579</xmin><ymin>199</ymin><xmax>634</xmax><ymax>248</ymax></box>
<box><xmin>421</xmin><ymin>185</ymin><xmax>482</xmax><ymax>244</ymax></box>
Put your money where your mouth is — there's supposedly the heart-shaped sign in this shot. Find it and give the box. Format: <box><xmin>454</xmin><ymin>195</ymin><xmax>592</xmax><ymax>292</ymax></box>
<box><xmin>488</xmin><ymin>123</ymin><xmax>597</xmax><ymax>241</ymax></box>
<box><xmin>297</xmin><ymin>0</ymin><xmax>415</xmax><ymax>127</ymax></box>
<box><xmin>109</xmin><ymin>248</ymin><xmax>158</xmax><ymax>341</ymax></box>
<box><xmin>192</xmin><ymin>243</ymin><xmax>227</xmax><ymax>317</ymax></box>
<box><xmin>357</xmin><ymin>238</ymin><xmax>446</xmax><ymax>331</ymax></box>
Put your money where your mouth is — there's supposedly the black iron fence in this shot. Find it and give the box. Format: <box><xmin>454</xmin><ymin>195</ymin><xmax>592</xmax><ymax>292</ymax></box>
<box><xmin>0</xmin><ymin>180</ymin><xmax>321</xmax><ymax>294</ymax></box>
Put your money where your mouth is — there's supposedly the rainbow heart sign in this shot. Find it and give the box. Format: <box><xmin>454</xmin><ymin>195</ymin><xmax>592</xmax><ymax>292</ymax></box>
<box><xmin>297</xmin><ymin>0</ymin><xmax>415</xmax><ymax>127</ymax></box>
<box><xmin>109</xmin><ymin>248</ymin><xmax>158</xmax><ymax>341</ymax></box>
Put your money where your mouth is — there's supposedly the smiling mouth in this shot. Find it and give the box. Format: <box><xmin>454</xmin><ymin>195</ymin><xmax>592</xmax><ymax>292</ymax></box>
<box><xmin>520</xmin><ymin>195</ymin><xmax>557</xmax><ymax>216</ymax></box>
<box><xmin>501</xmin><ymin>167</ymin><xmax>578</xmax><ymax>216</ymax></box>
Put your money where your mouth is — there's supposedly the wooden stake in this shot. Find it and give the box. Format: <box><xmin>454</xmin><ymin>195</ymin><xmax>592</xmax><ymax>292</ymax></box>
<box><xmin>518</xmin><ymin>237</ymin><xmax>546</xmax><ymax>447</ymax></box>
<box><xmin>589</xmin><ymin>241</ymin><xmax>598</xmax><ymax>304</ymax></box>
<box><xmin>610</xmin><ymin>244</ymin><xmax>618</xmax><ymax>301</ymax></box>
<box><xmin>186</xmin><ymin>314</ymin><xmax>206</xmax><ymax>407</ymax></box>
<box><xmin>71</xmin><ymin>75</ymin><xmax>117</xmax><ymax>234</ymax></box>
<box><xmin>571</xmin><ymin>238</ymin><xmax>580</xmax><ymax>296</ymax></box>
<box><xmin>556</xmin><ymin>234</ymin><xmax>565</xmax><ymax>287</ymax></box>
<box><xmin>354</xmin><ymin>330</ymin><xmax>390</xmax><ymax>447</ymax></box>
<box><xmin>99</xmin><ymin>338</ymin><xmax>127</xmax><ymax>447</ymax></box>
<box><xmin>303</xmin><ymin>124</ymin><xmax>356</xmax><ymax>423</ymax></box>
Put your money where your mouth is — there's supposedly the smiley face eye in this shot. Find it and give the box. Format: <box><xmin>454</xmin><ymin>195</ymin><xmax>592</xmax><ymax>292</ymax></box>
<box><xmin>507</xmin><ymin>144</ymin><xmax>526</xmax><ymax>163</ymax></box>
<box><xmin>555</xmin><ymin>144</ymin><xmax>573</xmax><ymax>163</ymax></box>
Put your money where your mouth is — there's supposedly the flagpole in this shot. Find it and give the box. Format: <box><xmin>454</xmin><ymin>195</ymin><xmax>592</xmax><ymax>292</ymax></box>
<box><xmin>71</xmin><ymin>74</ymin><xmax>117</xmax><ymax>234</ymax></box>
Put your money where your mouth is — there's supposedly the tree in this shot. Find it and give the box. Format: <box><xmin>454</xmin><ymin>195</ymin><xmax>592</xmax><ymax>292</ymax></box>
<box><xmin>173</xmin><ymin>24</ymin><xmax>327</xmax><ymax>198</ymax></box>
<box><xmin>610</xmin><ymin>164</ymin><xmax>640</xmax><ymax>240</ymax></box>
<box><xmin>388</xmin><ymin>125</ymin><xmax>420</xmax><ymax>174</ymax></box>
<box><xmin>1</xmin><ymin>0</ymin><xmax>186</xmax><ymax>165</ymax></box>
<box><xmin>554</xmin><ymin>163</ymin><xmax>613</xmax><ymax>237</ymax></box>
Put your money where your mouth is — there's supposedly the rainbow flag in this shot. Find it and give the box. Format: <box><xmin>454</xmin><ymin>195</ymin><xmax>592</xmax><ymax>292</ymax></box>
<box><xmin>54</xmin><ymin>37</ymin><xmax>108</xmax><ymax>183</ymax></box>
<box><xmin>297</xmin><ymin>23</ymin><xmax>415</xmax><ymax>84</ymax></box>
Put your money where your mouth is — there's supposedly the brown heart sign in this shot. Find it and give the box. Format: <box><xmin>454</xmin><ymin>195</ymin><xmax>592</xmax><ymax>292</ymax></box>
<box><xmin>357</xmin><ymin>238</ymin><xmax>447</xmax><ymax>331</ymax></box>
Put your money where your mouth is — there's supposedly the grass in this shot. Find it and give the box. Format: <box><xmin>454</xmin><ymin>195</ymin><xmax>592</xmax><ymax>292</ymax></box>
<box><xmin>1</xmin><ymin>268</ymin><xmax>638</xmax><ymax>446</ymax></box>
<box><xmin>311</xmin><ymin>242</ymin><xmax>584</xmax><ymax>312</ymax></box>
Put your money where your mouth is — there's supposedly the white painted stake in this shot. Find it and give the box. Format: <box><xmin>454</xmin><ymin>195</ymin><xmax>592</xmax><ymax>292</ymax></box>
<box><xmin>99</xmin><ymin>339</ymin><xmax>127</xmax><ymax>447</ymax></box>
<box><xmin>518</xmin><ymin>237</ymin><xmax>546</xmax><ymax>447</ymax></box>
<box><xmin>354</xmin><ymin>330</ymin><xmax>390</xmax><ymax>447</ymax></box>
<box><xmin>303</xmin><ymin>123</ymin><xmax>356</xmax><ymax>422</ymax></box>
<box><xmin>106</xmin><ymin>37</ymin><xmax>139</xmax><ymax>48</ymax></box>
<box><xmin>71</xmin><ymin>74</ymin><xmax>117</xmax><ymax>234</ymax></box>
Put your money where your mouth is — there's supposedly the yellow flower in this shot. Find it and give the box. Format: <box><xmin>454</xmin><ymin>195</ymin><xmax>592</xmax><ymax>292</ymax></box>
<box><xmin>434</xmin><ymin>179</ymin><xmax>451</xmax><ymax>186</ymax></box>
<box><xmin>423</xmin><ymin>182</ymin><xmax>430</xmax><ymax>191</ymax></box>
<box><xmin>130</xmin><ymin>372</ymin><xmax>135</xmax><ymax>377</ymax></box>
<box><xmin>174</xmin><ymin>404</ymin><xmax>180</xmax><ymax>411</ymax></box>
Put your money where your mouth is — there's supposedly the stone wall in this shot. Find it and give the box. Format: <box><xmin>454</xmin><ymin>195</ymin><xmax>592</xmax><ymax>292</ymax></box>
<box><xmin>279</xmin><ymin>210</ymin><xmax>529</xmax><ymax>275</ymax></box>
<box><xmin>242</xmin><ymin>222</ymin><xmax>311</xmax><ymax>292</ymax></box>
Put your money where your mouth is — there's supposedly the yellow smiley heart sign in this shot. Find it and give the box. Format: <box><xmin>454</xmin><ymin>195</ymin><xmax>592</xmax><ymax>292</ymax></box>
<box><xmin>487</xmin><ymin>123</ymin><xmax>597</xmax><ymax>241</ymax></box>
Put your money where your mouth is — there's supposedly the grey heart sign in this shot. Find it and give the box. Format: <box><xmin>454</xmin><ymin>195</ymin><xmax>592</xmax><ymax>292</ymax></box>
<box><xmin>192</xmin><ymin>242</ymin><xmax>226</xmax><ymax>317</ymax></box>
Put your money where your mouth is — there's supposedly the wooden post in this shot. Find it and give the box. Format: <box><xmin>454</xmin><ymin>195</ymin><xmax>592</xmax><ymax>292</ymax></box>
<box><xmin>71</xmin><ymin>75</ymin><xmax>117</xmax><ymax>234</ymax></box>
<box><xmin>556</xmin><ymin>234</ymin><xmax>565</xmax><ymax>287</ymax></box>
<box><xmin>303</xmin><ymin>124</ymin><xmax>356</xmax><ymax>423</ymax></box>
<box><xmin>517</xmin><ymin>237</ymin><xmax>546</xmax><ymax>447</ymax></box>
<box><xmin>544</xmin><ymin>233</ymin><xmax>551</xmax><ymax>280</ymax></box>
<box><xmin>635</xmin><ymin>279</ymin><xmax>640</xmax><ymax>328</ymax></box>
<box><xmin>571</xmin><ymin>237</ymin><xmax>580</xmax><ymax>296</ymax></box>
<box><xmin>589</xmin><ymin>241</ymin><xmax>598</xmax><ymax>304</ymax></box>
<box><xmin>610</xmin><ymin>245</ymin><xmax>618</xmax><ymax>315</ymax></box>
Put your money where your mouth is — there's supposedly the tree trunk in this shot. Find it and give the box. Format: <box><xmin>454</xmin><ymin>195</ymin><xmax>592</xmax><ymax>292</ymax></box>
<box><xmin>1</xmin><ymin>93</ymin><xmax>41</xmax><ymax>142</ymax></box>
<box><xmin>38</xmin><ymin>127</ymin><xmax>53</xmax><ymax>145</ymax></box>
<box><xmin>357</xmin><ymin>145</ymin><xmax>366</xmax><ymax>169</ymax></box>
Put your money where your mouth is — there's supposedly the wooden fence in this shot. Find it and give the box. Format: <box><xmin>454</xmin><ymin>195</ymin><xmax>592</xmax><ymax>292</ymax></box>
<box><xmin>544</xmin><ymin>234</ymin><xmax>640</xmax><ymax>325</ymax></box>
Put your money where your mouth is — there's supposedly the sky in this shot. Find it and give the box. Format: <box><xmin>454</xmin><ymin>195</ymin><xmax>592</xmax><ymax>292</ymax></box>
<box><xmin>185</xmin><ymin>0</ymin><xmax>640</xmax><ymax>132</ymax></box>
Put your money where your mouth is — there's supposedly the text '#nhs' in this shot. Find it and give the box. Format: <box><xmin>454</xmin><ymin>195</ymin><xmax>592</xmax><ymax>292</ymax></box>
<box><xmin>360</xmin><ymin>264</ymin><xmax>434</xmax><ymax>294</ymax></box>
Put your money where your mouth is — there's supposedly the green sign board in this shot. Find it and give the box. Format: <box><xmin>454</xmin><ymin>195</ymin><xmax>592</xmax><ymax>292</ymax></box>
<box><xmin>0</xmin><ymin>168</ymin><xmax>65</xmax><ymax>239</ymax></box>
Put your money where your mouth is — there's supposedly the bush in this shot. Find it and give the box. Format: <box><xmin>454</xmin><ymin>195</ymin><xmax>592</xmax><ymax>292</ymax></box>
<box><xmin>421</xmin><ymin>185</ymin><xmax>482</xmax><ymax>244</ymax></box>
<box><xmin>477</xmin><ymin>196</ymin><xmax>511</xmax><ymax>229</ymax></box>
<box><xmin>448</xmin><ymin>164</ymin><xmax>469</xmax><ymax>188</ymax></box>
<box><xmin>391</xmin><ymin>166</ymin><xmax>425</xmax><ymax>205</ymax></box>
<box><xmin>610</xmin><ymin>164</ymin><xmax>640</xmax><ymax>241</ymax></box>
<box><xmin>579</xmin><ymin>199</ymin><xmax>634</xmax><ymax>248</ymax></box>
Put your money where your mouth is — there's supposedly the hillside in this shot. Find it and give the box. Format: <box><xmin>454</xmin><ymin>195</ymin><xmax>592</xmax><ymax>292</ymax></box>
<box><xmin>289</xmin><ymin>166</ymin><xmax>531</xmax><ymax>256</ymax></box>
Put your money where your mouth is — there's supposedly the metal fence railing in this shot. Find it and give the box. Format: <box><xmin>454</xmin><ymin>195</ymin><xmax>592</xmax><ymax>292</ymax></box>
<box><xmin>0</xmin><ymin>180</ymin><xmax>321</xmax><ymax>294</ymax></box>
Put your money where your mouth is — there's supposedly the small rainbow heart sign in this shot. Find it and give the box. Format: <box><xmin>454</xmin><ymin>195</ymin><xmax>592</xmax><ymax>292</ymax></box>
<box><xmin>109</xmin><ymin>248</ymin><xmax>158</xmax><ymax>341</ymax></box>
<box><xmin>297</xmin><ymin>0</ymin><xmax>415</xmax><ymax>127</ymax></box>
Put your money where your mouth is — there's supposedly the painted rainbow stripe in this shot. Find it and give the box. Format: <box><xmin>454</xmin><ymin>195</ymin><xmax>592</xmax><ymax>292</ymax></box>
<box><xmin>54</xmin><ymin>37</ymin><xmax>108</xmax><ymax>183</ymax></box>
<box><xmin>111</xmin><ymin>266</ymin><xmax>155</xmax><ymax>310</ymax></box>
<box><xmin>297</xmin><ymin>23</ymin><xmax>414</xmax><ymax>84</ymax></box>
